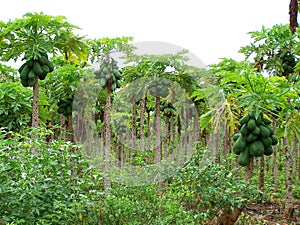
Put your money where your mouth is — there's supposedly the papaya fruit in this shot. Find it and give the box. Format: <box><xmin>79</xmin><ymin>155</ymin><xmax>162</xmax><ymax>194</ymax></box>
<box><xmin>271</xmin><ymin>135</ymin><xmax>278</xmax><ymax>145</ymax></box>
<box><xmin>240</xmin><ymin>124</ymin><xmax>249</xmax><ymax>136</ymax></box>
<box><xmin>38</xmin><ymin>56</ymin><xmax>48</xmax><ymax>66</ymax></box>
<box><xmin>252</xmin><ymin>126</ymin><xmax>261</xmax><ymax>135</ymax></box>
<box><xmin>246</xmin><ymin>133</ymin><xmax>257</xmax><ymax>143</ymax></box>
<box><xmin>259</xmin><ymin>125</ymin><xmax>270</xmax><ymax>138</ymax></box>
<box><xmin>238</xmin><ymin>146</ymin><xmax>250</xmax><ymax>166</ymax></box>
<box><xmin>28</xmin><ymin>70</ymin><xmax>35</xmax><ymax>79</ymax></box>
<box><xmin>233</xmin><ymin>134</ymin><xmax>247</xmax><ymax>153</ymax></box>
<box><xmin>256</xmin><ymin>114</ymin><xmax>263</xmax><ymax>125</ymax></box>
<box><xmin>264</xmin><ymin>145</ymin><xmax>274</xmax><ymax>156</ymax></box>
<box><xmin>28</xmin><ymin>77</ymin><xmax>35</xmax><ymax>87</ymax></box>
<box><xmin>33</xmin><ymin>61</ymin><xmax>43</xmax><ymax>75</ymax></box>
<box><xmin>20</xmin><ymin>65</ymin><xmax>30</xmax><ymax>79</ymax></box>
<box><xmin>265</xmin><ymin>125</ymin><xmax>274</xmax><ymax>135</ymax></box>
<box><xmin>239</xmin><ymin>114</ymin><xmax>250</xmax><ymax>126</ymax></box>
<box><xmin>247</xmin><ymin>119</ymin><xmax>256</xmax><ymax>131</ymax></box>
<box><xmin>249</xmin><ymin>140</ymin><xmax>264</xmax><ymax>157</ymax></box>
<box><xmin>18</xmin><ymin>63</ymin><xmax>27</xmax><ymax>74</ymax></box>
<box><xmin>114</xmin><ymin>70</ymin><xmax>122</xmax><ymax>79</ymax></box>
<box><xmin>233</xmin><ymin>133</ymin><xmax>240</xmax><ymax>142</ymax></box>
<box><xmin>20</xmin><ymin>77</ymin><xmax>29</xmax><ymax>87</ymax></box>
<box><xmin>44</xmin><ymin>58</ymin><xmax>54</xmax><ymax>72</ymax></box>
<box><xmin>262</xmin><ymin>117</ymin><xmax>272</xmax><ymax>125</ymax></box>
<box><xmin>261</xmin><ymin>137</ymin><xmax>272</xmax><ymax>147</ymax></box>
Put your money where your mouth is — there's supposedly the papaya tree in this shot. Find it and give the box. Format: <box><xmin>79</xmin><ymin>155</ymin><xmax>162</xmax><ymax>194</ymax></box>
<box><xmin>0</xmin><ymin>12</ymin><xmax>88</xmax><ymax>129</ymax></box>
<box><xmin>91</xmin><ymin>37</ymin><xmax>134</xmax><ymax>190</ymax></box>
<box><xmin>239</xmin><ymin>24</ymin><xmax>300</xmax><ymax>218</ymax></box>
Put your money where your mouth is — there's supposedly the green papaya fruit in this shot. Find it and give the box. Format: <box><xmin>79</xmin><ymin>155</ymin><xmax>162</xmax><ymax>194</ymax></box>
<box><xmin>38</xmin><ymin>56</ymin><xmax>48</xmax><ymax>66</ymax></box>
<box><xmin>262</xmin><ymin>117</ymin><xmax>272</xmax><ymax>125</ymax></box>
<box><xmin>233</xmin><ymin>134</ymin><xmax>247</xmax><ymax>154</ymax></box>
<box><xmin>247</xmin><ymin>119</ymin><xmax>256</xmax><ymax>131</ymax></box>
<box><xmin>33</xmin><ymin>61</ymin><xmax>43</xmax><ymax>75</ymax></box>
<box><xmin>252</xmin><ymin>126</ymin><xmax>261</xmax><ymax>136</ymax></box>
<box><xmin>261</xmin><ymin>137</ymin><xmax>272</xmax><ymax>147</ymax></box>
<box><xmin>246</xmin><ymin>133</ymin><xmax>257</xmax><ymax>143</ymax></box>
<box><xmin>28</xmin><ymin>70</ymin><xmax>35</xmax><ymax>79</ymax></box>
<box><xmin>238</xmin><ymin>146</ymin><xmax>250</xmax><ymax>166</ymax></box>
<box><xmin>28</xmin><ymin>77</ymin><xmax>35</xmax><ymax>87</ymax></box>
<box><xmin>249</xmin><ymin>141</ymin><xmax>264</xmax><ymax>157</ymax></box>
<box><xmin>240</xmin><ymin>124</ymin><xmax>249</xmax><ymax>136</ymax></box>
<box><xmin>271</xmin><ymin>135</ymin><xmax>278</xmax><ymax>145</ymax></box>
<box><xmin>233</xmin><ymin>133</ymin><xmax>240</xmax><ymax>142</ymax></box>
<box><xmin>259</xmin><ymin>125</ymin><xmax>270</xmax><ymax>138</ymax></box>
<box><xmin>264</xmin><ymin>145</ymin><xmax>274</xmax><ymax>156</ymax></box>
<box><xmin>20</xmin><ymin>65</ymin><xmax>30</xmax><ymax>79</ymax></box>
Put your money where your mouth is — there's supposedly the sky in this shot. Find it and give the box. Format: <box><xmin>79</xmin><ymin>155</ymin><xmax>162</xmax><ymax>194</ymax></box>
<box><xmin>0</xmin><ymin>0</ymin><xmax>292</xmax><ymax>66</ymax></box>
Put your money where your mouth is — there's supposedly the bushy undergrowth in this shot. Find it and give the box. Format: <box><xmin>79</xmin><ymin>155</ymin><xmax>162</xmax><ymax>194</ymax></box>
<box><xmin>0</xmin><ymin>128</ymin><xmax>268</xmax><ymax>224</ymax></box>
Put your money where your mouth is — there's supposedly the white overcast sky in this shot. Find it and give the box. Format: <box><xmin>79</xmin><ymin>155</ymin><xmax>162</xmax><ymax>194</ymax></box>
<box><xmin>0</xmin><ymin>0</ymin><xmax>292</xmax><ymax>66</ymax></box>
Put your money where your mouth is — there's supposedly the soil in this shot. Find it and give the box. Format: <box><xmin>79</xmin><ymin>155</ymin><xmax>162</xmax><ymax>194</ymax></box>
<box><xmin>240</xmin><ymin>200</ymin><xmax>300</xmax><ymax>225</ymax></box>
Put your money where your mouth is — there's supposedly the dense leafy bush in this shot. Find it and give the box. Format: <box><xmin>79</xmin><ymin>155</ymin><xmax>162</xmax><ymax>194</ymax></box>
<box><xmin>0</xmin><ymin>128</ymin><xmax>102</xmax><ymax>224</ymax></box>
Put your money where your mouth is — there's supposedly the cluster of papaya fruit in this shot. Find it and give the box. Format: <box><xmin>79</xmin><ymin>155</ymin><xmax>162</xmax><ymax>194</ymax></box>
<box><xmin>233</xmin><ymin>110</ymin><xmax>278</xmax><ymax>166</ymax></box>
<box><xmin>57</xmin><ymin>96</ymin><xmax>73</xmax><ymax>117</ymax></box>
<box><xmin>94</xmin><ymin>58</ymin><xmax>122</xmax><ymax>91</ymax></box>
<box><xmin>148</xmin><ymin>79</ymin><xmax>169</xmax><ymax>98</ymax></box>
<box><xmin>18</xmin><ymin>53</ymin><xmax>54</xmax><ymax>87</ymax></box>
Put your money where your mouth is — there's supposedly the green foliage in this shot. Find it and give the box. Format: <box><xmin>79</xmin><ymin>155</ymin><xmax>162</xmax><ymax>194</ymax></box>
<box><xmin>0</xmin><ymin>128</ymin><xmax>102</xmax><ymax>224</ymax></box>
<box><xmin>0</xmin><ymin>82</ymin><xmax>32</xmax><ymax>131</ymax></box>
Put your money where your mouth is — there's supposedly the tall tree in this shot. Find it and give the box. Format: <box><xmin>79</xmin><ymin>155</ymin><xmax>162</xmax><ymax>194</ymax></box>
<box><xmin>91</xmin><ymin>37</ymin><xmax>133</xmax><ymax>191</ymax></box>
<box><xmin>0</xmin><ymin>12</ymin><xmax>88</xmax><ymax>129</ymax></box>
<box><xmin>289</xmin><ymin>0</ymin><xmax>298</xmax><ymax>34</ymax></box>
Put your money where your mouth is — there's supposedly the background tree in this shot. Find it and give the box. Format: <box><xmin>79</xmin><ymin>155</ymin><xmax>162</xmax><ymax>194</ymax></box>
<box><xmin>0</xmin><ymin>12</ymin><xmax>88</xmax><ymax>128</ymax></box>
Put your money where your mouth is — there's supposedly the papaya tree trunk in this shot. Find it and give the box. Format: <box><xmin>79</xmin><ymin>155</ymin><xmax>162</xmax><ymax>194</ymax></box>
<box><xmin>163</xmin><ymin>114</ymin><xmax>169</xmax><ymax>159</ymax></box>
<box><xmin>284</xmin><ymin>136</ymin><xmax>294</xmax><ymax>218</ymax></box>
<box><xmin>131</xmin><ymin>99</ymin><xmax>137</xmax><ymax>150</ymax></box>
<box><xmin>32</xmin><ymin>75</ymin><xmax>39</xmax><ymax>128</ymax></box>
<box><xmin>292</xmin><ymin>133</ymin><xmax>297</xmax><ymax>179</ymax></box>
<box><xmin>67</xmin><ymin>114</ymin><xmax>73</xmax><ymax>142</ymax></box>
<box><xmin>60</xmin><ymin>114</ymin><xmax>67</xmax><ymax>141</ymax></box>
<box><xmin>154</xmin><ymin>96</ymin><xmax>161</xmax><ymax>165</ymax></box>
<box><xmin>259</xmin><ymin>155</ymin><xmax>265</xmax><ymax>200</ymax></box>
<box><xmin>147</xmin><ymin>110</ymin><xmax>151</xmax><ymax>152</ymax></box>
<box><xmin>193</xmin><ymin>101</ymin><xmax>200</xmax><ymax>142</ymax></box>
<box><xmin>103</xmin><ymin>78</ymin><xmax>112</xmax><ymax>192</ymax></box>
<box><xmin>289</xmin><ymin>0</ymin><xmax>298</xmax><ymax>34</ymax></box>
<box><xmin>273</xmin><ymin>121</ymin><xmax>278</xmax><ymax>193</ymax></box>
<box><xmin>119</xmin><ymin>134</ymin><xmax>124</xmax><ymax>168</ymax></box>
<box><xmin>245</xmin><ymin>156</ymin><xmax>253</xmax><ymax>180</ymax></box>
<box><xmin>140</xmin><ymin>98</ymin><xmax>146</xmax><ymax>152</ymax></box>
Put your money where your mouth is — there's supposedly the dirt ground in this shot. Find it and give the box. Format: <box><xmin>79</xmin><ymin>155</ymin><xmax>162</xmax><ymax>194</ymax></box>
<box><xmin>239</xmin><ymin>200</ymin><xmax>300</xmax><ymax>225</ymax></box>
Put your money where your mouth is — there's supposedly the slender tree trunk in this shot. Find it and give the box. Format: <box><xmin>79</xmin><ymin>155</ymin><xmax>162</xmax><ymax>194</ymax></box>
<box><xmin>67</xmin><ymin>114</ymin><xmax>73</xmax><ymax>142</ymax></box>
<box><xmin>284</xmin><ymin>136</ymin><xmax>294</xmax><ymax>218</ymax></box>
<box><xmin>289</xmin><ymin>0</ymin><xmax>298</xmax><ymax>34</ymax></box>
<box><xmin>147</xmin><ymin>110</ymin><xmax>151</xmax><ymax>152</ymax></box>
<box><xmin>170</xmin><ymin>116</ymin><xmax>174</xmax><ymax>144</ymax></box>
<box><xmin>259</xmin><ymin>155</ymin><xmax>265</xmax><ymax>200</ymax></box>
<box><xmin>163</xmin><ymin>114</ymin><xmax>169</xmax><ymax>159</ymax></box>
<box><xmin>193</xmin><ymin>101</ymin><xmax>200</xmax><ymax>142</ymax></box>
<box><xmin>60</xmin><ymin>114</ymin><xmax>67</xmax><ymax>141</ymax></box>
<box><xmin>119</xmin><ymin>134</ymin><xmax>124</xmax><ymax>168</ymax></box>
<box><xmin>104</xmin><ymin>79</ymin><xmax>112</xmax><ymax>192</ymax></box>
<box><xmin>154</xmin><ymin>96</ymin><xmax>161</xmax><ymax>165</ymax></box>
<box><xmin>292</xmin><ymin>133</ymin><xmax>297</xmax><ymax>179</ymax></box>
<box><xmin>140</xmin><ymin>98</ymin><xmax>146</xmax><ymax>152</ymax></box>
<box><xmin>273</xmin><ymin>121</ymin><xmax>278</xmax><ymax>193</ymax></box>
<box><xmin>131</xmin><ymin>99</ymin><xmax>137</xmax><ymax>150</ymax></box>
<box><xmin>245</xmin><ymin>157</ymin><xmax>254</xmax><ymax>180</ymax></box>
<box><xmin>32</xmin><ymin>75</ymin><xmax>39</xmax><ymax>128</ymax></box>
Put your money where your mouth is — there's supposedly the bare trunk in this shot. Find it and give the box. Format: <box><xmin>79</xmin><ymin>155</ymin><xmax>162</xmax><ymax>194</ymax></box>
<box><xmin>245</xmin><ymin>157</ymin><xmax>253</xmax><ymax>180</ymax></box>
<box><xmin>119</xmin><ymin>134</ymin><xmax>124</xmax><ymax>168</ymax></box>
<box><xmin>273</xmin><ymin>121</ymin><xmax>278</xmax><ymax>193</ymax></box>
<box><xmin>147</xmin><ymin>110</ymin><xmax>151</xmax><ymax>152</ymax></box>
<box><xmin>60</xmin><ymin>114</ymin><xmax>67</xmax><ymax>141</ymax></box>
<box><xmin>292</xmin><ymin>133</ymin><xmax>297</xmax><ymax>179</ymax></box>
<box><xmin>289</xmin><ymin>0</ymin><xmax>298</xmax><ymax>34</ymax></box>
<box><xmin>104</xmin><ymin>79</ymin><xmax>112</xmax><ymax>192</ymax></box>
<box><xmin>154</xmin><ymin>96</ymin><xmax>161</xmax><ymax>165</ymax></box>
<box><xmin>170</xmin><ymin>117</ymin><xmax>174</xmax><ymax>143</ymax></box>
<box><xmin>140</xmin><ymin>98</ymin><xmax>146</xmax><ymax>152</ymax></box>
<box><xmin>131</xmin><ymin>99</ymin><xmax>137</xmax><ymax>150</ymax></box>
<box><xmin>259</xmin><ymin>155</ymin><xmax>264</xmax><ymax>200</ymax></box>
<box><xmin>284</xmin><ymin>136</ymin><xmax>294</xmax><ymax>218</ymax></box>
<box><xmin>67</xmin><ymin>114</ymin><xmax>73</xmax><ymax>142</ymax></box>
<box><xmin>31</xmin><ymin>75</ymin><xmax>39</xmax><ymax>128</ymax></box>
<box><xmin>193</xmin><ymin>102</ymin><xmax>200</xmax><ymax>142</ymax></box>
<box><xmin>163</xmin><ymin>114</ymin><xmax>169</xmax><ymax>159</ymax></box>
